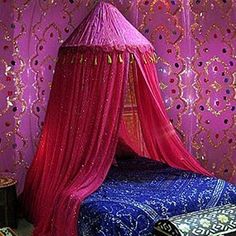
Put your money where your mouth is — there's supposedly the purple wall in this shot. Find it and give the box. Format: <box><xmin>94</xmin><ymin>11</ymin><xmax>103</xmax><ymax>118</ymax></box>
<box><xmin>0</xmin><ymin>0</ymin><xmax>235</xmax><ymax>192</ymax></box>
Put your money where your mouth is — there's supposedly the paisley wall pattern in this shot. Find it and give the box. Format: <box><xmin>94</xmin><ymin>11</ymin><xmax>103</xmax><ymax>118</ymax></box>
<box><xmin>0</xmin><ymin>0</ymin><xmax>235</xmax><ymax>192</ymax></box>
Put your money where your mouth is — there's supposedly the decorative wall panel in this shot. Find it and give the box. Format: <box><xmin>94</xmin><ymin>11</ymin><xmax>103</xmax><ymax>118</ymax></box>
<box><xmin>0</xmin><ymin>0</ymin><xmax>235</xmax><ymax>192</ymax></box>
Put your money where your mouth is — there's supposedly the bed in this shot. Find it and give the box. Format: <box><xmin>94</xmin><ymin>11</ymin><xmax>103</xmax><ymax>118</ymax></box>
<box><xmin>78</xmin><ymin>157</ymin><xmax>236</xmax><ymax>236</ymax></box>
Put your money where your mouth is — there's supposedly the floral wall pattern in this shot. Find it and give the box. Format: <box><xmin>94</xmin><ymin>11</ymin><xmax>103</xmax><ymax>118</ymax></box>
<box><xmin>0</xmin><ymin>0</ymin><xmax>235</xmax><ymax>192</ymax></box>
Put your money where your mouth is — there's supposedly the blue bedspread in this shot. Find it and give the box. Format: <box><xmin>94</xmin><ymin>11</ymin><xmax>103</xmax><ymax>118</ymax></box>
<box><xmin>78</xmin><ymin>157</ymin><xmax>236</xmax><ymax>236</ymax></box>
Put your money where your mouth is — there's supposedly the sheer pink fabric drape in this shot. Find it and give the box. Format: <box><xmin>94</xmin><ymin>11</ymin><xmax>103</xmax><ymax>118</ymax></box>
<box><xmin>119</xmin><ymin>51</ymin><xmax>210</xmax><ymax>174</ymax></box>
<box><xmin>22</xmin><ymin>49</ymin><xmax>129</xmax><ymax>235</ymax></box>
<box><xmin>21</xmin><ymin>48</ymin><xmax>211</xmax><ymax>236</ymax></box>
<box><xmin>133</xmin><ymin>52</ymin><xmax>211</xmax><ymax>174</ymax></box>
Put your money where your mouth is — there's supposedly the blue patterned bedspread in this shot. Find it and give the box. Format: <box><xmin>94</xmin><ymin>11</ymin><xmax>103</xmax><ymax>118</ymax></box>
<box><xmin>78</xmin><ymin>157</ymin><xmax>236</xmax><ymax>236</ymax></box>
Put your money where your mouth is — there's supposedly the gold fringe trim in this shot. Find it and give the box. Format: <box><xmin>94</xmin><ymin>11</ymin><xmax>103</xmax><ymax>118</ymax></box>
<box><xmin>63</xmin><ymin>52</ymin><xmax>158</xmax><ymax>66</ymax></box>
<box><xmin>107</xmin><ymin>54</ymin><xmax>112</xmax><ymax>64</ymax></box>
<box><xmin>118</xmin><ymin>54</ymin><xmax>123</xmax><ymax>63</ymax></box>
<box><xmin>94</xmin><ymin>56</ymin><xmax>98</xmax><ymax>65</ymax></box>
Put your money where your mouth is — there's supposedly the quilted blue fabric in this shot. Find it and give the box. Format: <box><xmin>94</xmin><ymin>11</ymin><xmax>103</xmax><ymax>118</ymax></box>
<box><xmin>78</xmin><ymin>157</ymin><xmax>236</xmax><ymax>236</ymax></box>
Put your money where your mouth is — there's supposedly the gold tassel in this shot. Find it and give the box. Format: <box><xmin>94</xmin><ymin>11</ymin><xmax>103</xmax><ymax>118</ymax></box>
<box><xmin>130</xmin><ymin>53</ymin><xmax>135</xmax><ymax>64</ymax></box>
<box><xmin>80</xmin><ymin>54</ymin><xmax>83</xmax><ymax>64</ymax></box>
<box><xmin>118</xmin><ymin>54</ymin><xmax>123</xmax><ymax>63</ymax></box>
<box><xmin>143</xmin><ymin>55</ymin><xmax>147</xmax><ymax>64</ymax></box>
<box><xmin>94</xmin><ymin>56</ymin><xmax>98</xmax><ymax>65</ymax></box>
<box><xmin>153</xmin><ymin>52</ymin><xmax>158</xmax><ymax>63</ymax></box>
<box><xmin>107</xmin><ymin>54</ymin><xmax>112</xmax><ymax>64</ymax></box>
<box><xmin>152</xmin><ymin>54</ymin><xmax>156</xmax><ymax>63</ymax></box>
<box><xmin>148</xmin><ymin>54</ymin><xmax>154</xmax><ymax>63</ymax></box>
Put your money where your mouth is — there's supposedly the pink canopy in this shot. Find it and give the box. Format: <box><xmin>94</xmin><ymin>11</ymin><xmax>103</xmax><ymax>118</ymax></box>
<box><xmin>21</xmin><ymin>2</ymin><xmax>211</xmax><ymax>236</ymax></box>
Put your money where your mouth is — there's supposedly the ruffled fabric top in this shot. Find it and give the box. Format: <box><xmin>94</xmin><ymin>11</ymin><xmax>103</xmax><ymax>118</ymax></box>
<box><xmin>62</xmin><ymin>2</ymin><xmax>153</xmax><ymax>52</ymax></box>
